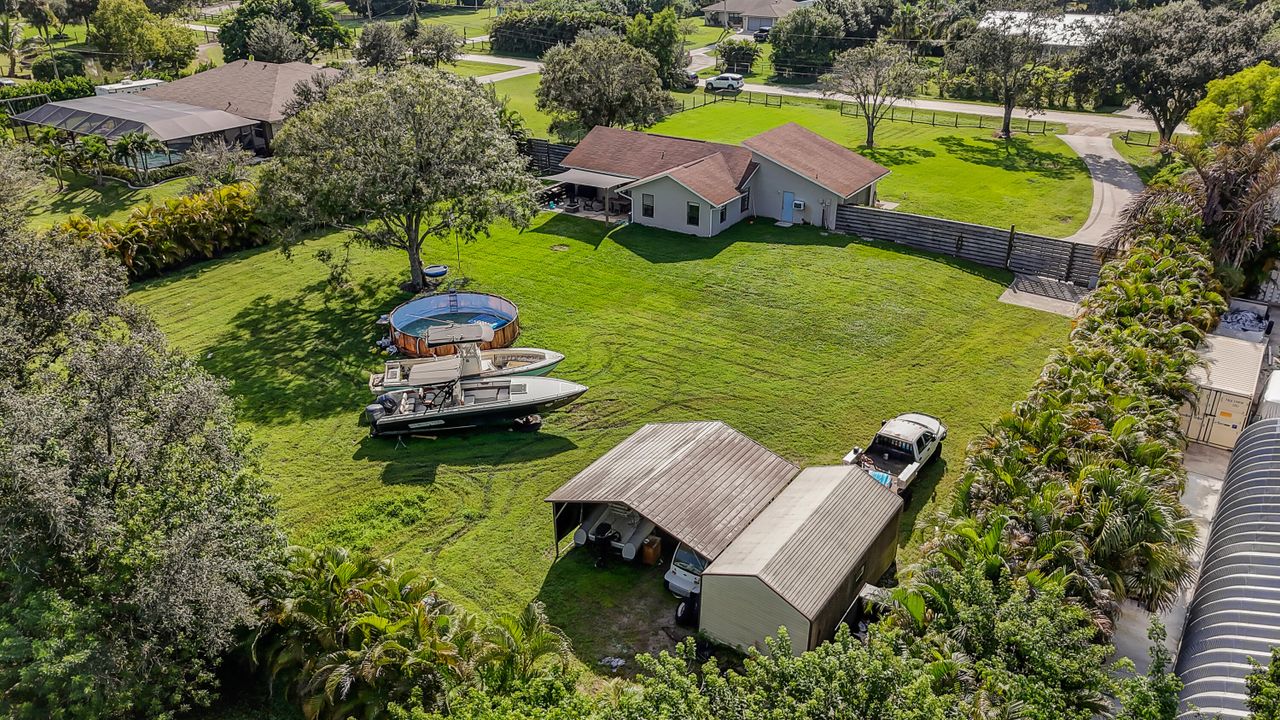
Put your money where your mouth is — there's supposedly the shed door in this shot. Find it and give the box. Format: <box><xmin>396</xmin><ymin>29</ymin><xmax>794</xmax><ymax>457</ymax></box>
<box><xmin>781</xmin><ymin>192</ymin><xmax>794</xmax><ymax>222</ymax></box>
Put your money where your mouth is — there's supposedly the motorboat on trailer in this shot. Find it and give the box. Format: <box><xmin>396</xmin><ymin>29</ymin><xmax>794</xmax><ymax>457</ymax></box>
<box><xmin>369</xmin><ymin>324</ymin><xmax>565</xmax><ymax>394</ymax></box>
<box><xmin>365</xmin><ymin>373</ymin><xmax>588</xmax><ymax>436</ymax></box>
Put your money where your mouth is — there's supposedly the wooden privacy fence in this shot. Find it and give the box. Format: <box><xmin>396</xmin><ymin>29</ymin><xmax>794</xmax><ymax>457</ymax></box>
<box><xmin>835</xmin><ymin>205</ymin><xmax>1108</xmax><ymax>287</ymax></box>
<box><xmin>520</xmin><ymin>138</ymin><xmax>574</xmax><ymax>174</ymax></box>
<box><xmin>838</xmin><ymin>102</ymin><xmax>1051</xmax><ymax>135</ymax></box>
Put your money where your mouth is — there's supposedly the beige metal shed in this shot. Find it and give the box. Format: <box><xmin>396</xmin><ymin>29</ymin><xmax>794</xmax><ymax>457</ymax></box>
<box><xmin>545</xmin><ymin>421</ymin><xmax>799</xmax><ymax>561</ymax></box>
<box><xmin>700</xmin><ymin>465</ymin><xmax>902</xmax><ymax>655</ymax></box>
<box><xmin>1180</xmin><ymin>334</ymin><xmax>1267</xmax><ymax>450</ymax></box>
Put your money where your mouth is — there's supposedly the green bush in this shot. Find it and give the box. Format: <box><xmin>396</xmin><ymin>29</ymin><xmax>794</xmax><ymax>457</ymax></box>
<box><xmin>30</xmin><ymin>51</ymin><xmax>87</xmax><ymax>81</ymax></box>
<box><xmin>61</xmin><ymin>182</ymin><xmax>266</xmax><ymax>279</ymax></box>
<box><xmin>0</xmin><ymin>75</ymin><xmax>94</xmax><ymax>102</ymax></box>
<box><xmin>489</xmin><ymin>10</ymin><xmax>625</xmax><ymax>56</ymax></box>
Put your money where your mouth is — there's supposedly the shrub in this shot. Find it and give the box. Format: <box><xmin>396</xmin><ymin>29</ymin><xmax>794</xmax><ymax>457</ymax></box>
<box><xmin>60</xmin><ymin>182</ymin><xmax>266</xmax><ymax>279</ymax></box>
<box><xmin>489</xmin><ymin>9</ymin><xmax>626</xmax><ymax>56</ymax></box>
<box><xmin>0</xmin><ymin>75</ymin><xmax>94</xmax><ymax>102</ymax></box>
<box><xmin>30</xmin><ymin>51</ymin><xmax>87</xmax><ymax>81</ymax></box>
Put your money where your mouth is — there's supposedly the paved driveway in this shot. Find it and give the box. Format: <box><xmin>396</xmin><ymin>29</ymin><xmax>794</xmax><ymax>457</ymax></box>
<box><xmin>1057</xmin><ymin>134</ymin><xmax>1146</xmax><ymax>246</ymax></box>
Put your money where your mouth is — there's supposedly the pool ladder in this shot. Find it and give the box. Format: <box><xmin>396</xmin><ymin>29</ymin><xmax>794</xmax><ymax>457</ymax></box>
<box><xmin>448</xmin><ymin>292</ymin><xmax>459</xmax><ymax>313</ymax></box>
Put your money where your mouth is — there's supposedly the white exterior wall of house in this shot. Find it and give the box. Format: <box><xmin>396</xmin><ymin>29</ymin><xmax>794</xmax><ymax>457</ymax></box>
<box><xmin>701</xmin><ymin>574</ymin><xmax>810</xmax><ymax>656</ymax></box>
<box><xmin>626</xmin><ymin>175</ymin><xmax>750</xmax><ymax>237</ymax></box>
<box><xmin>749</xmin><ymin>154</ymin><xmax>845</xmax><ymax>230</ymax></box>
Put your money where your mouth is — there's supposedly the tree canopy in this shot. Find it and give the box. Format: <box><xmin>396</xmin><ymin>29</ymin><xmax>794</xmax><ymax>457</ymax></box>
<box><xmin>244</xmin><ymin>14</ymin><xmax>310</xmax><ymax>63</ymax></box>
<box><xmin>820</xmin><ymin>40</ymin><xmax>927</xmax><ymax>147</ymax></box>
<box><xmin>218</xmin><ymin>0</ymin><xmax>350</xmax><ymax>63</ymax></box>
<box><xmin>0</xmin><ymin>222</ymin><xmax>284</xmax><ymax>718</ymax></box>
<box><xmin>769</xmin><ymin>6</ymin><xmax>845</xmax><ymax>78</ymax></box>
<box><xmin>87</xmin><ymin>0</ymin><xmax>195</xmax><ymax>71</ymax></box>
<box><xmin>1189</xmin><ymin>61</ymin><xmax>1280</xmax><ymax>141</ymax></box>
<box><xmin>536</xmin><ymin>32</ymin><xmax>675</xmax><ymax>140</ymax></box>
<box><xmin>946</xmin><ymin>9</ymin><xmax>1057</xmax><ymax>137</ymax></box>
<box><xmin>1085</xmin><ymin>0</ymin><xmax>1274</xmax><ymax>143</ymax></box>
<box><xmin>625</xmin><ymin>7</ymin><xmax>686</xmax><ymax>89</ymax></box>
<box><xmin>355</xmin><ymin>19</ymin><xmax>406</xmax><ymax>69</ymax></box>
<box><xmin>260</xmin><ymin>66</ymin><xmax>540</xmax><ymax>290</ymax></box>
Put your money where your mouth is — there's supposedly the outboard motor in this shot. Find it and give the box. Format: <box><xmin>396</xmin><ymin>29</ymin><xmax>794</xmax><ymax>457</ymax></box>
<box><xmin>364</xmin><ymin>393</ymin><xmax>399</xmax><ymax>431</ymax></box>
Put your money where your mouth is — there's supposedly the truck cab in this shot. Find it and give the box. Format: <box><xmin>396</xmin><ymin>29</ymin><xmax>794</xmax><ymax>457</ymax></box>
<box><xmin>663</xmin><ymin>542</ymin><xmax>709</xmax><ymax>597</ymax></box>
<box><xmin>843</xmin><ymin>413</ymin><xmax>946</xmax><ymax>495</ymax></box>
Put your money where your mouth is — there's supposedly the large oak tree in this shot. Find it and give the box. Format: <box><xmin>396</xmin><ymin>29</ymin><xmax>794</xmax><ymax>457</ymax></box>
<box><xmin>535</xmin><ymin>31</ymin><xmax>675</xmax><ymax>141</ymax></box>
<box><xmin>260</xmin><ymin>67</ymin><xmax>540</xmax><ymax>290</ymax></box>
<box><xmin>1085</xmin><ymin>1</ymin><xmax>1273</xmax><ymax>144</ymax></box>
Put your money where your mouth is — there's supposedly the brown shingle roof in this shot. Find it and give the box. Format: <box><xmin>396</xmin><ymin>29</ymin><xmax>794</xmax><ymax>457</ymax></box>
<box><xmin>144</xmin><ymin>60</ymin><xmax>338</xmax><ymax>124</ymax></box>
<box><xmin>667</xmin><ymin>153</ymin><xmax>755</xmax><ymax>205</ymax></box>
<box><xmin>546</xmin><ymin>421</ymin><xmax>799</xmax><ymax>560</ymax></box>
<box><xmin>563</xmin><ymin>125</ymin><xmax>755</xmax><ymax>184</ymax></box>
<box><xmin>564</xmin><ymin>126</ymin><xmax>755</xmax><ymax>205</ymax></box>
<box><xmin>742</xmin><ymin>122</ymin><xmax>890</xmax><ymax>198</ymax></box>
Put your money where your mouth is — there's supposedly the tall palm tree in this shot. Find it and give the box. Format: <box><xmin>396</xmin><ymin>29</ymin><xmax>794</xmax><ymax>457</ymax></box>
<box><xmin>33</xmin><ymin>125</ymin><xmax>68</xmax><ymax>190</ymax></box>
<box><xmin>0</xmin><ymin>16</ymin><xmax>38</xmax><ymax>77</ymax></box>
<box><xmin>112</xmin><ymin>131</ymin><xmax>167</xmax><ymax>184</ymax></box>
<box><xmin>76</xmin><ymin>135</ymin><xmax>111</xmax><ymax>187</ymax></box>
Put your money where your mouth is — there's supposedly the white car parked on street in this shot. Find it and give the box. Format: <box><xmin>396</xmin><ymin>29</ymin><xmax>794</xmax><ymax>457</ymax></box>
<box><xmin>704</xmin><ymin>73</ymin><xmax>745</xmax><ymax>92</ymax></box>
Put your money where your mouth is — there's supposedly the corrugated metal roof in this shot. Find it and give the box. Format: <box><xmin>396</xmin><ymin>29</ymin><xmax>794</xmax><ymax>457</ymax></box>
<box><xmin>1177</xmin><ymin>419</ymin><xmax>1280</xmax><ymax>719</ymax></box>
<box><xmin>1192</xmin><ymin>334</ymin><xmax>1266</xmax><ymax>398</ymax></box>
<box><xmin>546</xmin><ymin>421</ymin><xmax>798</xmax><ymax>560</ymax></box>
<box><xmin>704</xmin><ymin>465</ymin><xmax>902</xmax><ymax>619</ymax></box>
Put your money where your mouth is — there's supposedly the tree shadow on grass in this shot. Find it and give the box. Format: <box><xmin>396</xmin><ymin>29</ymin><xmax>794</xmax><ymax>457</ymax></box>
<box><xmin>610</xmin><ymin>219</ymin><xmax>854</xmax><ymax>264</ymax></box>
<box><xmin>351</xmin><ymin>430</ymin><xmax>578</xmax><ymax>485</ymax></box>
<box><xmin>538</xmin><ymin>546</ymin><xmax>685</xmax><ymax>676</ymax></box>
<box><xmin>860</xmin><ymin>144</ymin><xmax>937</xmax><ymax>167</ymax></box>
<box><xmin>934</xmin><ymin>135</ymin><xmax>1084</xmax><ymax>180</ymax></box>
<box><xmin>527</xmin><ymin>212</ymin><xmax>611</xmax><ymax>249</ymax></box>
<box><xmin>202</xmin><ymin>276</ymin><xmax>406</xmax><ymax>425</ymax></box>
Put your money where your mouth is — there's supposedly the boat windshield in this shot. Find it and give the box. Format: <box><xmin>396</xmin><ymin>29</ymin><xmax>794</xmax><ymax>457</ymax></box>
<box><xmin>672</xmin><ymin>545</ymin><xmax>707</xmax><ymax>574</ymax></box>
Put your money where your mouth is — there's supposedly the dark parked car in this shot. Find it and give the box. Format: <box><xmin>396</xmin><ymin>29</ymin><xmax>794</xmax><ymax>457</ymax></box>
<box><xmin>680</xmin><ymin>69</ymin><xmax>699</xmax><ymax>89</ymax></box>
<box><xmin>753</xmin><ymin>26</ymin><xmax>771</xmax><ymax>42</ymax></box>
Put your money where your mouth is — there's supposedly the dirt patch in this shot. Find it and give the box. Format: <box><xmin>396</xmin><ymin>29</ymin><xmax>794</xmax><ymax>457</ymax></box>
<box><xmin>551</xmin><ymin>244</ymin><xmax>570</xmax><ymax>252</ymax></box>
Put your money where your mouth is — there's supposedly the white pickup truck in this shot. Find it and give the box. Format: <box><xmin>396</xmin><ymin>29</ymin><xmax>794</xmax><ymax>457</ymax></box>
<box><xmin>843</xmin><ymin>413</ymin><xmax>947</xmax><ymax>496</ymax></box>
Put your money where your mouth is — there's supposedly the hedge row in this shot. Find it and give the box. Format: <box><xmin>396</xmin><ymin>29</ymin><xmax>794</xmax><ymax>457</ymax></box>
<box><xmin>489</xmin><ymin>10</ymin><xmax>626</xmax><ymax>56</ymax></box>
<box><xmin>61</xmin><ymin>183</ymin><xmax>266</xmax><ymax>280</ymax></box>
<box><xmin>0</xmin><ymin>76</ymin><xmax>94</xmax><ymax>102</ymax></box>
<box><xmin>917</xmin><ymin>215</ymin><xmax>1226</xmax><ymax>621</ymax></box>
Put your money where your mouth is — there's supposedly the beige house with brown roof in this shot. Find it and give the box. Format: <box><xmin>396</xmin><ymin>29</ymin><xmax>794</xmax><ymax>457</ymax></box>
<box><xmin>702</xmin><ymin>0</ymin><xmax>813</xmax><ymax>31</ymax></box>
<box><xmin>552</xmin><ymin>123</ymin><xmax>889</xmax><ymax>237</ymax></box>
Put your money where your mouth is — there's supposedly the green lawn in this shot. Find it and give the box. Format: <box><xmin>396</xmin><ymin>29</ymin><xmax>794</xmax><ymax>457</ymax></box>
<box><xmin>443</xmin><ymin>58</ymin><xmax>516</xmax><ymax>78</ymax></box>
<box><xmin>1111</xmin><ymin>133</ymin><xmax>1164</xmax><ymax>185</ymax></box>
<box><xmin>649</xmin><ymin>102</ymin><xmax>1091</xmax><ymax>236</ymax></box>
<box><xmin>682</xmin><ymin>19</ymin><xmax>727</xmax><ymax>49</ymax></box>
<box><xmin>129</xmin><ymin>215</ymin><xmax>1066</xmax><ymax>672</ymax></box>
<box><xmin>491</xmin><ymin>72</ymin><xmax>553</xmax><ymax>136</ymax></box>
<box><xmin>24</xmin><ymin>173</ymin><xmax>191</xmax><ymax>229</ymax></box>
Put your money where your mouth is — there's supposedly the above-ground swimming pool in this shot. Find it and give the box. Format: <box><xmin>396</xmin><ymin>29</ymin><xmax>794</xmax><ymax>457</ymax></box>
<box><xmin>389</xmin><ymin>292</ymin><xmax>521</xmax><ymax>357</ymax></box>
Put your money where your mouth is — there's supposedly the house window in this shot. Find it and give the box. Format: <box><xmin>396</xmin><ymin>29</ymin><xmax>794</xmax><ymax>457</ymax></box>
<box><xmin>719</xmin><ymin>205</ymin><xmax>727</xmax><ymax>223</ymax></box>
<box><xmin>740</xmin><ymin>189</ymin><xmax>750</xmax><ymax>212</ymax></box>
<box><xmin>641</xmin><ymin>193</ymin><xmax>654</xmax><ymax>218</ymax></box>
<box><xmin>686</xmin><ymin>202</ymin><xmax>700</xmax><ymax>227</ymax></box>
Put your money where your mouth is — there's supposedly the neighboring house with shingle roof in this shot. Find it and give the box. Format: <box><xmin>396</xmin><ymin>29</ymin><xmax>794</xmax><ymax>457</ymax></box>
<box><xmin>702</xmin><ymin>0</ymin><xmax>813</xmax><ymax>31</ymax></box>
<box><xmin>143</xmin><ymin>60</ymin><xmax>338</xmax><ymax>151</ymax></box>
<box><xmin>553</xmin><ymin>123</ymin><xmax>888</xmax><ymax>236</ymax></box>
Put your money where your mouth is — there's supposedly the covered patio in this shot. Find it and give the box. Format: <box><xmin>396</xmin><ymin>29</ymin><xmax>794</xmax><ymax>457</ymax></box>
<box><xmin>542</xmin><ymin>167</ymin><xmax>633</xmax><ymax>218</ymax></box>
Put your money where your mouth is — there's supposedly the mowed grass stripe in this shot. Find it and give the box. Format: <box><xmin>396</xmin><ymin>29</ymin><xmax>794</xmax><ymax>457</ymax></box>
<box><xmin>130</xmin><ymin>214</ymin><xmax>1066</xmax><ymax>665</ymax></box>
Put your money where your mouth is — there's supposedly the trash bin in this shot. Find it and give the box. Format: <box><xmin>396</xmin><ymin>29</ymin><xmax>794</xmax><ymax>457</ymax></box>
<box><xmin>641</xmin><ymin>535</ymin><xmax>661</xmax><ymax>566</ymax></box>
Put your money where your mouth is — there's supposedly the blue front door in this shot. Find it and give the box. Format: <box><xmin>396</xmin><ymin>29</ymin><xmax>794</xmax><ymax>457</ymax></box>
<box><xmin>781</xmin><ymin>192</ymin><xmax>794</xmax><ymax>222</ymax></box>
